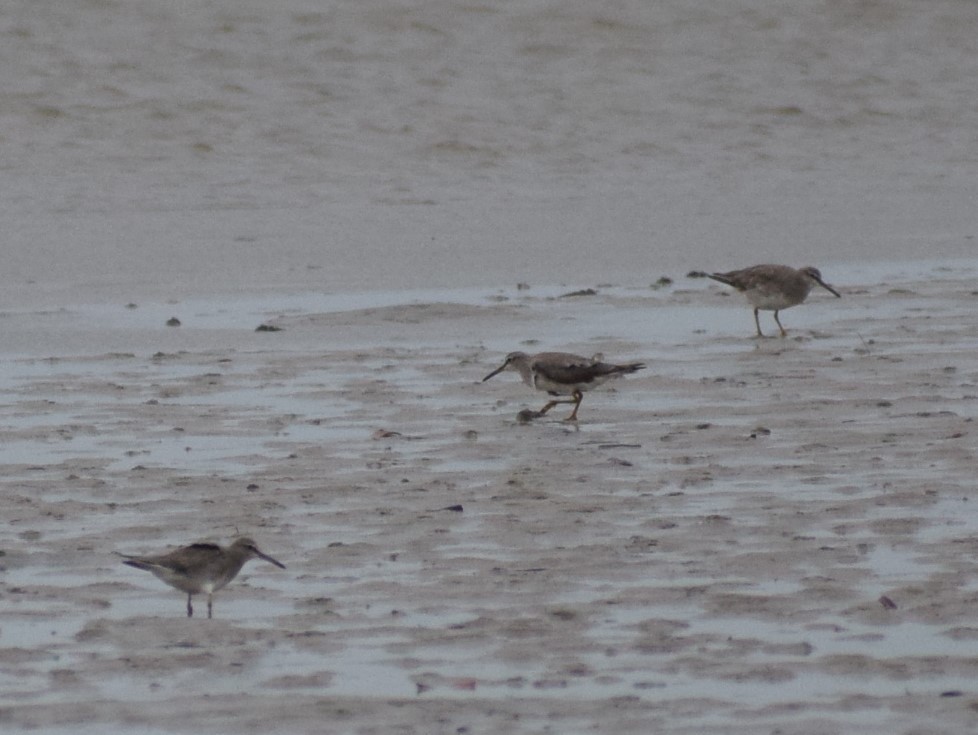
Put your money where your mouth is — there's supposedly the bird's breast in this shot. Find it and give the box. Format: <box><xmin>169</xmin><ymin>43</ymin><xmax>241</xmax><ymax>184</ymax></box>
<box><xmin>533</xmin><ymin>373</ymin><xmax>578</xmax><ymax>395</ymax></box>
<box><xmin>744</xmin><ymin>282</ymin><xmax>811</xmax><ymax>310</ymax></box>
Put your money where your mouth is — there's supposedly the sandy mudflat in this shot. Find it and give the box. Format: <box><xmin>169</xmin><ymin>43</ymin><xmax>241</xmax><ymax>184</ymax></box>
<box><xmin>1</xmin><ymin>262</ymin><xmax>977</xmax><ymax>734</ymax></box>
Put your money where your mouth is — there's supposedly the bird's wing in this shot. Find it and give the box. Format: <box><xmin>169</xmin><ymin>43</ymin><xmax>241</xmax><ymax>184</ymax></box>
<box><xmin>535</xmin><ymin>359</ymin><xmax>610</xmax><ymax>384</ymax></box>
<box><xmin>184</xmin><ymin>542</ymin><xmax>222</xmax><ymax>552</ymax></box>
<box><xmin>710</xmin><ymin>265</ymin><xmax>786</xmax><ymax>292</ymax></box>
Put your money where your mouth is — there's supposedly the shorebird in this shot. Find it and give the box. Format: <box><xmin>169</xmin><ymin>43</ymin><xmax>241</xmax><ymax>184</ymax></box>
<box><xmin>118</xmin><ymin>537</ymin><xmax>286</xmax><ymax>618</ymax></box>
<box><xmin>482</xmin><ymin>351</ymin><xmax>645</xmax><ymax>421</ymax></box>
<box><xmin>706</xmin><ymin>265</ymin><xmax>840</xmax><ymax>337</ymax></box>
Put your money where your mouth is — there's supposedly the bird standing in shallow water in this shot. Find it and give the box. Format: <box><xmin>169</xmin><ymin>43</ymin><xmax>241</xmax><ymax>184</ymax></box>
<box><xmin>482</xmin><ymin>351</ymin><xmax>645</xmax><ymax>421</ymax></box>
<box><xmin>706</xmin><ymin>264</ymin><xmax>841</xmax><ymax>337</ymax></box>
<box><xmin>118</xmin><ymin>537</ymin><xmax>286</xmax><ymax>618</ymax></box>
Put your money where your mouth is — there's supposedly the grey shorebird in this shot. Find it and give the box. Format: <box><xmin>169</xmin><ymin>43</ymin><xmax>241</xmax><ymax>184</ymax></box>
<box><xmin>482</xmin><ymin>351</ymin><xmax>645</xmax><ymax>421</ymax></box>
<box><xmin>118</xmin><ymin>537</ymin><xmax>286</xmax><ymax>618</ymax></box>
<box><xmin>706</xmin><ymin>264</ymin><xmax>841</xmax><ymax>337</ymax></box>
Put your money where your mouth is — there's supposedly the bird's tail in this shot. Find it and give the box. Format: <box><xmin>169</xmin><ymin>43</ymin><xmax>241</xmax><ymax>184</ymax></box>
<box><xmin>115</xmin><ymin>551</ymin><xmax>153</xmax><ymax>571</ymax></box>
<box><xmin>704</xmin><ymin>272</ymin><xmax>735</xmax><ymax>287</ymax></box>
<box><xmin>617</xmin><ymin>362</ymin><xmax>646</xmax><ymax>375</ymax></box>
<box><xmin>122</xmin><ymin>560</ymin><xmax>154</xmax><ymax>572</ymax></box>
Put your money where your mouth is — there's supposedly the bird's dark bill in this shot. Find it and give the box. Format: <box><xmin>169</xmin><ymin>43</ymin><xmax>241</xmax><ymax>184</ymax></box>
<box><xmin>482</xmin><ymin>363</ymin><xmax>507</xmax><ymax>382</ymax></box>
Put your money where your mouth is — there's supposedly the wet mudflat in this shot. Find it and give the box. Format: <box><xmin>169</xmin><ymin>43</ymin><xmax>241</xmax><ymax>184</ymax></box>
<box><xmin>2</xmin><ymin>265</ymin><xmax>977</xmax><ymax>734</ymax></box>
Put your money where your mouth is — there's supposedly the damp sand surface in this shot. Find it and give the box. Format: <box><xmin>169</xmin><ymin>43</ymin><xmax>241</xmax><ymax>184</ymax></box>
<box><xmin>2</xmin><ymin>261</ymin><xmax>978</xmax><ymax>734</ymax></box>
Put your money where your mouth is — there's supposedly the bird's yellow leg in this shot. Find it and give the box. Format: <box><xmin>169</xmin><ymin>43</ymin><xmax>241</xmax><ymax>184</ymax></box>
<box><xmin>538</xmin><ymin>398</ymin><xmax>574</xmax><ymax>415</ymax></box>
<box><xmin>564</xmin><ymin>391</ymin><xmax>584</xmax><ymax>422</ymax></box>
